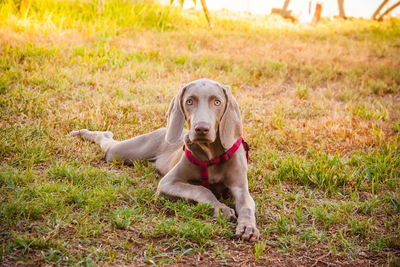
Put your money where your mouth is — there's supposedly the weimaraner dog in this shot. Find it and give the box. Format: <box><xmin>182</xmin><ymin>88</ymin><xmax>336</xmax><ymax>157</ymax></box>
<box><xmin>69</xmin><ymin>78</ymin><xmax>260</xmax><ymax>241</ymax></box>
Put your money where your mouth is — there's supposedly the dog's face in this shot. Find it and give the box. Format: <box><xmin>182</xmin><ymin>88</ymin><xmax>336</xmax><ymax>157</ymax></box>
<box><xmin>182</xmin><ymin>81</ymin><xmax>226</xmax><ymax>144</ymax></box>
<box><xmin>166</xmin><ymin>78</ymin><xmax>243</xmax><ymax>149</ymax></box>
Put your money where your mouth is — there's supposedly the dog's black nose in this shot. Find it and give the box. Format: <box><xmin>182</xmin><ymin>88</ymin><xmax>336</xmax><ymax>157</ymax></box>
<box><xmin>194</xmin><ymin>122</ymin><xmax>210</xmax><ymax>135</ymax></box>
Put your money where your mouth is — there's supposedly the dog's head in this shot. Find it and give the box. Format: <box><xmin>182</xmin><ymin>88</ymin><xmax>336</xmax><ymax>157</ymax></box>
<box><xmin>165</xmin><ymin>78</ymin><xmax>242</xmax><ymax>149</ymax></box>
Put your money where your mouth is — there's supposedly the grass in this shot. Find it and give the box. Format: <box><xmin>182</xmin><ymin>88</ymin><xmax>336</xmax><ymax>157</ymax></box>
<box><xmin>1</xmin><ymin>0</ymin><xmax>400</xmax><ymax>265</ymax></box>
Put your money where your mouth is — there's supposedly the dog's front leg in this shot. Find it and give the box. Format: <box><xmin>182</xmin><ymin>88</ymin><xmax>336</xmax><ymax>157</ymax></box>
<box><xmin>230</xmin><ymin>185</ymin><xmax>259</xmax><ymax>241</ymax></box>
<box><xmin>157</xmin><ymin>164</ymin><xmax>236</xmax><ymax>220</ymax></box>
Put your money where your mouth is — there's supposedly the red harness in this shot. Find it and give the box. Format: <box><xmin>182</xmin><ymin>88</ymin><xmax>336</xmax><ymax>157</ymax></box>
<box><xmin>184</xmin><ymin>137</ymin><xmax>250</xmax><ymax>189</ymax></box>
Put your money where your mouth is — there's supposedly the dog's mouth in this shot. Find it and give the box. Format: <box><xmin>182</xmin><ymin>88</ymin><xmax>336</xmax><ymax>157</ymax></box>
<box><xmin>186</xmin><ymin>133</ymin><xmax>213</xmax><ymax>145</ymax></box>
<box><xmin>190</xmin><ymin>136</ymin><xmax>213</xmax><ymax>143</ymax></box>
<box><xmin>190</xmin><ymin>134</ymin><xmax>214</xmax><ymax>143</ymax></box>
<box><xmin>191</xmin><ymin>137</ymin><xmax>213</xmax><ymax>144</ymax></box>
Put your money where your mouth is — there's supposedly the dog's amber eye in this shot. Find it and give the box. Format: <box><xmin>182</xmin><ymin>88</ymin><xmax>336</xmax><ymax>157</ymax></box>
<box><xmin>214</xmin><ymin>100</ymin><xmax>221</xmax><ymax>106</ymax></box>
<box><xmin>186</xmin><ymin>99</ymin><xmax>193</xmax><ymax>105</ymax></box>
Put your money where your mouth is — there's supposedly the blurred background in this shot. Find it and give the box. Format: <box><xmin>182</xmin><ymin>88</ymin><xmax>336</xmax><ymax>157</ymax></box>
<box><xmin>161</xmin><ymin>0</ymin><xmax>400</xmax><ymax>19</ymax></box>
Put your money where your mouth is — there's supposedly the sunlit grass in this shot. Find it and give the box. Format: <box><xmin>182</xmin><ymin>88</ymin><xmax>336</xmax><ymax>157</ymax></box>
<box><xmin>1</xmin><ymin>0</ymin><xmax>399</xmax><ymax>265</ymax></box>
<box><xmin>0</xmin><ymin>0</ymin><xmax>189</xmax><ymax>33</ymax></box>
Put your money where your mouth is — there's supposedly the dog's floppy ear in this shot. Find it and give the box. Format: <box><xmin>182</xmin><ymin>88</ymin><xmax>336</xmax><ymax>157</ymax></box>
<box><xmin>218</xmin><ymin>84</ymin><xmax>243</xmax><ymax>150</ymax></box>
<box><xmin>165</xmin><ymin>85</ymin><xmax>187</xmax><ymax>143</ymax></box>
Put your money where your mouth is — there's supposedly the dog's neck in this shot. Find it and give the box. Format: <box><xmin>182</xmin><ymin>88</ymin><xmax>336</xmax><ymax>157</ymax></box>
<box><xmin>184</xmin><ymin>134</ymin><xmax>225</xmax><ymax>161</ymax></box>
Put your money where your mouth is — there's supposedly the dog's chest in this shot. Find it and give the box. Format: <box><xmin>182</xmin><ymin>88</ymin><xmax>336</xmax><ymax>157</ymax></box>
<box><xmin>206</xmin><ymin>165</ymin><xmax>226</xmax><ymax>184</ymax></box>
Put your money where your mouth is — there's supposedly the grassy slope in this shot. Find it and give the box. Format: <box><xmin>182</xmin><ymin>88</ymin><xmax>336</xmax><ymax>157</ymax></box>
<box><xmin>1</xmin><ymin>0</ymin><xmax>400</xmax><ymax>265</ymax></box>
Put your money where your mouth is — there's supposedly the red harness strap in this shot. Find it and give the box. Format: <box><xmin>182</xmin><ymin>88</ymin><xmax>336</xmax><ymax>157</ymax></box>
<box><xmin>184</xmin><ymin>137</ymin><xmax>250</xmax><ymax>189</ymax></box>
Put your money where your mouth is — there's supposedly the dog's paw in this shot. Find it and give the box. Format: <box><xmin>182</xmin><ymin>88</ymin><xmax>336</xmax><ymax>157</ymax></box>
<box><xmin>235</xmin><ymin>222</ymin><xmax>260</xmax><ymax>242</ymax></box>
<box><xmin>213</xmin><ymin>204</ymin><xmax>237</xmax><ymax>221</ymax></box>
<box><xmin>68</xmin><ymin>130</ymin><xmax>79</xmax><ymax>137</ymax></box>
<box><xmin>68</xmin><ymin>129</ymin><xmax>89</xmax><ymax>137</ymax></box>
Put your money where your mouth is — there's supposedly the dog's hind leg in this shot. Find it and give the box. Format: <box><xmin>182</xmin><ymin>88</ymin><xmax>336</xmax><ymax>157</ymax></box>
<box><xmin>69</xmin><ymin>128</ymin><xmax>168</xmax><ymax>165</ymax></box>
<box><xmin>69</xmin><ymin>129</ymin><xmax>117</xmax><ymax>152</ymax></box>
